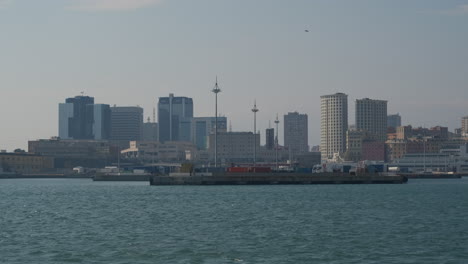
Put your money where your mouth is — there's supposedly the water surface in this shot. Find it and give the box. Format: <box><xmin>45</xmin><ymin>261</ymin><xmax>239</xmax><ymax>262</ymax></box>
<box><xmin>1</xmin><ymin>178</ymin><xmax>467</xmax><ymax>263</ymax></box>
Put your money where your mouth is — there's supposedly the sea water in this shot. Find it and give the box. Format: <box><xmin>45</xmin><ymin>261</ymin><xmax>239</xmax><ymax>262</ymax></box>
<box><xmin>1</xmin><ymin>178</ymin><xmax>467</xmax><ymax>263</ymax></box>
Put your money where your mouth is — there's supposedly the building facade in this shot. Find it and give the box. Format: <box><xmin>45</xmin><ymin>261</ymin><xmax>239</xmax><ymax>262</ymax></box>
<box><xmin>320</xmin><ymin>93</ymin><xmax>348</xmax><ymax>161</ymax></box>
<box><xmin>345</xmin><ymin>130</ymin><xmax>366</xmax><ymax>162</ymax></box>
<box><xmin>91</xmin><ymin>104</ymin><xmax>111</xmax><ymax>140</ymax></box>
<box><xmin>387</xmin><ymin>114</ymin><xmax>402</xmax><ymax>129</ymax></box>
<box><xmin>284</xmin><ymin>112</ymin><xmax>309</xmax><ymax>159</ymax></box>
<box><xmin>191</xmin><ymin>117</ymin><xmax>227</xmax><ymax>150</ymax></box>
<box><xmin>142</xmin><ymin>120</ymin><xmax>158</xmax><ymax>142</ymax></box>
<box><xmin>208</xmin><ymin>132</ymin><xmax>260</xmax><ymax>163</ymax></box>
<box><xmin>355</xmin><ymin>98</ymin><xmax>388</xmax><ymax>141</ymax></box>
<box><xmin>59</xmin><ymin>95</ymin><xmax>95</xmax><ymax>140</ymax></box>
<box><xmin>158</xmin><ymin>94</ymin><xmax>194</xmax><ymax>142</ymax></box>
<box><xmin>110</xmin><ymin>106</ymin><xmax>143</xmax><ymax>143</ymax></box>
<box><xmin>265</xmin><ymin>128</ymin><xmax>275</xmax><ymax>150</ymax></box>
<box><xmin>0</xmin><ymin>153</ymin><xmax>54</xmax><ymax>173</ymax></box>
<box><xmin>462</xmin><ymin>116</ymin><xmax>468</xmax><ymax>136</ymax></box>
<box><xmin>121</xmin><ymin>141</ymin><xmax>197</xmax><ymax>163</ymax></box>
<box><xmin>28</xmin><ymin>138</ymin><xmax>116</xmax><ymax>168</ymax></box>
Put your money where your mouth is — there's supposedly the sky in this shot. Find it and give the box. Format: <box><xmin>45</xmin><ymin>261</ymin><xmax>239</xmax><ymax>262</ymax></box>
<box><xmin>1</xmin><ymin>0</ymin><xmax>467</xmax><ymax>151</ymax></box>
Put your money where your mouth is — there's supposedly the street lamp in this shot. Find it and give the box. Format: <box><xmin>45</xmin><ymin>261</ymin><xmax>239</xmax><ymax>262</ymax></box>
<box><xmin>275</xmin><ymin>114</ymin><xmax>280</xmax><ymax>171</ymax></box>
<box><xmin>252</xmin><ymin>101</ymin><xmax>259</xmax><ymax>167</ymax></box>
<box><xmin>212</xmin><ymin>77</ymin><xmax>221</xmax><ymax>167</ymax></box>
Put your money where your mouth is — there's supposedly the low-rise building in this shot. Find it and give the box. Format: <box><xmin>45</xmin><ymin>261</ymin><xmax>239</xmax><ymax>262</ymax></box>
<box><xmin>0</xmin><ymin>152</ymin><xmax>54</xmax><ymax>173</ymax></box>
<box><xmin>208</xmin><ymin>132</ymin><xmax>260</xmax><ymax>164</ymax></box>
<box><xmin>121</xmin><ymin>141</ymin><xmax>197</xmax><ymax>163</ymax></box>
<box><xmin>28</xmin><ymin>138</ymin><xmax>116</xmax><ymax>168</ymax></box>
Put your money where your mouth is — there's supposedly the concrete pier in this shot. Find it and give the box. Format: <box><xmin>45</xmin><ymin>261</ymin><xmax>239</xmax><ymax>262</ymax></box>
<box><xmin>149</xmin><ymin>172</ymin><xmax>408</xmax><ymax>185</ymax></box>
<box><xmin>400</xmin><ymin>173</ymin><xmax>463</xmax><ymax>179</ymax></box>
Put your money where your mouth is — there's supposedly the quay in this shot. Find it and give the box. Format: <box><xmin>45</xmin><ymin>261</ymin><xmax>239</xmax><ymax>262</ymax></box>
<box><xmin>93</xmin><ymin>173</ymin><xmax>150</xmax><ymax>181</ymax></box>
<box><xmin>400</xmin><ymin>173</ymin><xmax>464</xmax><ymax>179</ymax></box>
<box><xmin>0</xmin><ymin>173</ymin><xmax>92</xmax><ymax>179</ymax></box>
<box><xmin>149</xmin><ymin>172</ymin><xmax>408</xmax><ymax>185</ymax></box>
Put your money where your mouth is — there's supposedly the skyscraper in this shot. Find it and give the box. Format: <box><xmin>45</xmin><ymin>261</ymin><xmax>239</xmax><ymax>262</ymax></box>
<box><xmin>320</xmin><ymin>93</ymin><xmax>348</xmax><ymax>161</ymax></box>
<box><xmin>142</xmin><ymin>119</ymin><xmax>158</xmax><ymax>142</ymax></box>
<box><xmin>110</xmin><ymin>106</ymin><xmax>143</xmax><ymax>144</ymax></box>
<box><xmin>284</xmin><ymin>112</ymin><xmax>309</xmax><ymax>159</ymax></box>
<box><xmin>191</xmin><ymin>117</ymin><xmax>227</xmax><ymax>150</ymax></box>
<box><xmin>265</xmin><ymin>128</ymin><xmax>275</xmax><ymax>150</ymax></box>
<box><xmin>356</xmin><ymin>98</ymin><xmax>388</xmax><ymax>141</ymax></box>
<box><xmin>462</xmin><ymin>116</ymin><xmax>468</xmax><ymax>136</ymax></box>
<box><xmin>387</xmin><ymin>114</ymin><xmax>401</xmax><ymax>129</ymax></box>
<box><xmin>158</xmin><ymin>94</ymin><xmax>194</xmax><ymax>142</ymax></box>
<box><xmin>59</xmin><ymin>95</ymin><xmax>95</xmax><ymax>140</ymax></box>
<box><xmin>90</xmin><ymin>104</ymin><xmax>111</xmax><ymax>140</ymax></box>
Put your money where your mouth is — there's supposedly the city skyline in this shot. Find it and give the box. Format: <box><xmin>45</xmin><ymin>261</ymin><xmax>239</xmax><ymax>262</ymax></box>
<box><xmin>1</xmin><ymin>0</ymin><xmax>468</xmax><ymax>151</ymax></box>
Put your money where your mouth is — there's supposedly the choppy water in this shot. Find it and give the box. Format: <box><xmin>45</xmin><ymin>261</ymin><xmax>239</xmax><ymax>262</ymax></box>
<box><xmin>1</xmin><ymin>178</ymin><xmax>468</xmax><ymax>264</ymax></box>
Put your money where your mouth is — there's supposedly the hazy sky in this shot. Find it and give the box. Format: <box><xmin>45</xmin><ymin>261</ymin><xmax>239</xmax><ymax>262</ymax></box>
<box><xmin>1</xmin><ymin>0</ymin><xmax>467</xmax><ymax>151</ymax></box>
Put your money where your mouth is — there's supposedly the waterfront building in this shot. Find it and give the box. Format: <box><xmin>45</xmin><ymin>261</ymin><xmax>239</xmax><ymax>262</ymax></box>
<box><xmin>387</xmin><ymin>114</ymin><xmax>402</xmax><ymax>129</ymax></box>
<box><xmin>207</xmin><ymin>132</ymin><xmax>260</xmax><ymax>164</ymax></box>
<box><xmin>385</xmin><ymin>137</ymin><xmax>467</xmax><ymax>161</ymax></box>
<box><xmin>28</xmin><ymin>138</ymin><xmax>117</xmax><ymax>168</ymax></box>
<box><xmin>265</xmin><ymin>128</ymin><xmax>275</xmax><ymax>150</ymax></box>
<box><xmin>59</xmin><ymin>95</ymin><xmax>95</xmax><ymax>140</ymax></box>
<box><xmin>356</xmin><ymin>98</ymin><xmax>387</xmax><ymax>142</ymax></box>
<box><xmin>110</xmin><ymin>106</ymin><xmax>143</xmax><ymax>144</ymax></box>
<box><xmin>389</xmin><ymin>144</ymin><xmax>468</xmax><ymax>173</ymax></box>
<box><xmin>284</xmin><ymin>112</ymin><xmax>309</xmax><ymax>160</ymax></box>
<box><xmin>121</xmin><ymin>141</ymin><xmax>197</xmax><ymax>163</ymax></box>
<box><xmin>0</xmin><ymin>152</ymin><xmax>54</xmax><ymax>173</ymax></box>
<box><xmin>320</xmin><ymin>93</ymin><xmax>348</xmax><ymax>161</ymax></box>
<box><xmin>158</xmin><ymin>94</ymin><xmax>194</xmax><ymax>142</ymax></box>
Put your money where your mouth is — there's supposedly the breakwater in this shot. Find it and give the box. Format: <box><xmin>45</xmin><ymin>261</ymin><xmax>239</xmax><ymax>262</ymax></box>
<box><xmin>150</xmin><ymin>172</ymin><xmax>408</xmax><ymax>185</ymax></box>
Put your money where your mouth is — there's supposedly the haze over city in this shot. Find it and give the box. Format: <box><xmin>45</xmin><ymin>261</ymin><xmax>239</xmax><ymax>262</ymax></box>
<box><xmin>1</xmin><ymin>0</ymin><xmax>468</xmax><ymax>151</ymax></box>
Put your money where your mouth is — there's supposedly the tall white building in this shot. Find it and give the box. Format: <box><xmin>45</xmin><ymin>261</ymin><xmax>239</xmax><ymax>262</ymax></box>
<box><xmin>284</xmin><ymin>112</ymin><xmax>309</xmax><ymax>159</ymax></box>
<box><xmin>462</xmin><ymin>116</ymin><xmax>468</xmax><ymax>137</ymax></box>
<box><xmin>320</xmin><ymin>93</ymin><xmax>348</xmax><ymax>161</ymax></box>
<box><xmin>356</xmin><ymin>98</ymin><xmax>388</xmax><ymax>141</ymax></box>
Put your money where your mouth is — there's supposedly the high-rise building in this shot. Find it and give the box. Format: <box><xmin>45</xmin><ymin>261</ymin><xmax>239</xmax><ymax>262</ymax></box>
<box><xmin>462</xmin><ymin>116</ymin><xmax>468</xmax><ymax>136</ymax></box>
<box><xmin>387</xmin><ymin>114</ymin><xmax>401</xmax><ymax>129</ymax></box>
<box><xmin>158</xmin><ymin>94</ymin><xmax>194</xmax><ymax>142</ymax></box>
<box><xmin>320</xmin><ymin>93</ymin><xmax>348</xmax><ymax>161</ymax></box>
<box><xmin>191</xmin><ymin>117</ymin><xmax>227</xmax><ymax>150</ymax></box>
<box><xmin>142</xmin><ymin>118</ymin><xmax>158</xmax><ymax>142</ymax></box>
<box><xmin>356</xmin><ymin>98</ymin><xmax>388</xmax><ymax>141</ymax></box>
<box><xmin>265</xmin><ymin>128</ymin><xmax>275</xmax><ymax>150</ymax></box>
<box><xmin>284</xmin><ymin>112</ymin><xmax>309</xmax><ymax>159</ymax></box>
<box><xmin>110</xmin><ymin>106</ymin><xmax>143</xmax><ymax>144</ymax></box>
<box><xmin>90</xmin><ymin>104</ymin><xmax>111</xmax><ymax>140</ymax></box>
<box><xmin>59</xmin><ymin>96</ymin><xmax>95</xmax><ymax>140</ymax></box>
